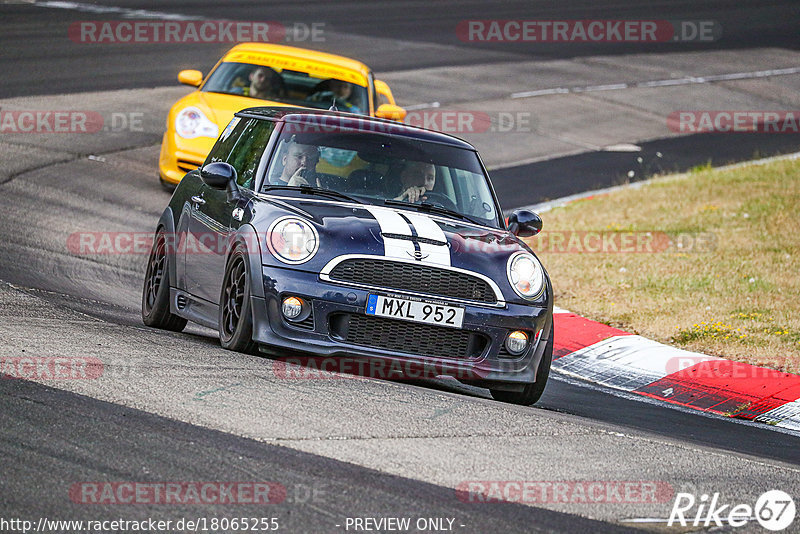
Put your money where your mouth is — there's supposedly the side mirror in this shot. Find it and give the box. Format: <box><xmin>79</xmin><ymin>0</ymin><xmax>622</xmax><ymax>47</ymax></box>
<box><xmin>508</xmin><ymin>209</ymin><xmax>542</xmax><ymax>237</ymax></box>
<box><xmin>178</xmin><ymin>69</ymin><xmax>203</xmax><ymax>87</ymax></box>
<box><xmin>201</xmin><ymin>162</ymin><xmax>236</xmax><ymax>190</ymax></box>
<box><xmin>375</xmin><ymin>104</ymin><xmax>407</xmax><ymax>122</ymax></box>
<box><xmin>201</xmin><ymin>162</ymin><xmax>242</xmax><ymax>203</ymax></box>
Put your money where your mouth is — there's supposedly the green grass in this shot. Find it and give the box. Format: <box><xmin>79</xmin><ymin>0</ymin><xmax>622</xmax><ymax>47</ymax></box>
<box><xmin>528</xmin><ymin>156</ymin><xmax>800</xmax><ymax>373</ymax></box>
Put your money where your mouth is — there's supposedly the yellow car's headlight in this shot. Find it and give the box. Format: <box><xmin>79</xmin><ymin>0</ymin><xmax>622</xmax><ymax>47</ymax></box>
<box><xmin>175</xmin><ymin>106</ymin><xmax>219</xmax><ymax>139</ymax></box>
<box><xmin>267</xmin><ymin>217</ymin><xmax>319</xmax><ymax>264</ymax></box>
<box><xmin>507</xmin><ymin>252</ymin><xmax>546</xmax><ymax>299</ymax></box>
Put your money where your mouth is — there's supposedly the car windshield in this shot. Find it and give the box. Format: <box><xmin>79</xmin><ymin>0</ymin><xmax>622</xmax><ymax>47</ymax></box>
<box><xmin>260</xmin><ymin>125</ymin><xmax>503</xmax><ymax>229</ymax></box>
<box><xmin>202</xmin><ymin>62</ymin><xmax>370</xmax><ymax>116</ymax></box>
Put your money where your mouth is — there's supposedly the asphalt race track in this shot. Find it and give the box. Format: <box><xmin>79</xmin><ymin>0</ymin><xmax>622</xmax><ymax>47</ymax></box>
<box><xmin>1</xmin><ymin>2</ymin><xmax>799</xmax><ymax>533</ymax></box>
<box><xmin>2</xmin><ymin>0</ymin><xmax>798</xmax><ymax>97</ymax></box>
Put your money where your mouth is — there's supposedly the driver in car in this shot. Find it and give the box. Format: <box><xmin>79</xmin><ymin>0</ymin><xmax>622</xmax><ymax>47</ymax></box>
<box><xmin>393</xmin><ymin>161</ymin><xmax>436</xmax><ymax>202</ymax></box>
<box><xmin>275</xmin><ymin>140</ymin><xmax>321</xmax><ymax>186</ymax></box>
<box><xmin>233</xmin><ymin>66</ymin><xmax>286</xmax><ymax>100</ymax></box>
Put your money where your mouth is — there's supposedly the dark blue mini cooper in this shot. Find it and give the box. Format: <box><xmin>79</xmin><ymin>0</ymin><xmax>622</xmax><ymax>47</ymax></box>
<box><xmin>142</xmin><ymin>107</ymin><xmax>553</xmax><ymax>405</ymax></box>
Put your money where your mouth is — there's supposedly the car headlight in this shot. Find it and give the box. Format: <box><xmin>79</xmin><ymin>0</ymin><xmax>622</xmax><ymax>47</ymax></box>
<box><xmin>175</xmin><ymin>106</ymin><xmax>219</xmax><ymax>139</ymax></box>
<box><xmin>267</xmin><ymin>217</ymin><xmax>319</xmax><ymax>264</ymax></box>
<box><xmin>507</xmin><ymin>252</ymin><xmax>546</xmax><ymax>299</ymax></box>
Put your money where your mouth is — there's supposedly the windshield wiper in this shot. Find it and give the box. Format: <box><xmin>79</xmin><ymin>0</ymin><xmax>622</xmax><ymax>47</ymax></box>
<box><xmin>383</xmin><ymin>199</ymin><xmax>482</xmax><ymax>226</ymax></box>
<box><xmin>262</xmin><ymin>184</ymin><xmax>363</xmax><ymax>204</ymax></box>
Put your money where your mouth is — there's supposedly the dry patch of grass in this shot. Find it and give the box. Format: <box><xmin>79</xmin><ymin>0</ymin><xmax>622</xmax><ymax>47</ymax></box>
<box><xmin>527</xmin><ymin>157</ymin><xmax>800</xmax><ymax>373</ymax></box>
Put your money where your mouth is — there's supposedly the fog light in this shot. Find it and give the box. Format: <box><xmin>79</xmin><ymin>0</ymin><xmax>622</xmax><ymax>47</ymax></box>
<box><xmin>505</xmin><ymin>330</ymin><xmax>529</xmax><ymax>355</ymax></box>
<box><xmin>282</xmin><ymin>296</ymin><xmax>303</xmax><ymax>320</ymax></box>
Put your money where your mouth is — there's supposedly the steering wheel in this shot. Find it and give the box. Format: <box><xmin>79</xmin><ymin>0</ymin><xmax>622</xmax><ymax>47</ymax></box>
<box><xmin>419</xmin><ymin>191</ymin><xmax>458</xmax><ymax>212</ymax></box>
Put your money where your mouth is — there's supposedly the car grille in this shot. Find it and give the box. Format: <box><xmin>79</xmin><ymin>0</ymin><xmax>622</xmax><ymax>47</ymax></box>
<box><xmin>328</xmin><ymin>258</ymin><xmax>497</xmax><ymax>304</ymax></box>
<box><xmin>177</xmin><ymin>159</ymin><xmax>202</xmax><ymax>173</ymax></box>
<box><xmin>294</xmin><ymin>313</ymin><xmax>314</xmax><ymax>330</ymax></box>
<box><xmin>329</xmin><ymin>313</ymin><xmax>488</xmax><ymax>359</ymax></box>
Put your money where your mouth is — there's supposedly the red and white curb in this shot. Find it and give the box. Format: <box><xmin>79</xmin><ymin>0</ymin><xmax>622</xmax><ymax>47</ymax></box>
<box><xmin>510</xmin><ymin>153</ymin><xmax>800</xmax><ymax>431</ymax></box>
<box><xmin>551</xmin><ymin>308</ymin><xmax>800</xmax><ymax>432</ymax></box>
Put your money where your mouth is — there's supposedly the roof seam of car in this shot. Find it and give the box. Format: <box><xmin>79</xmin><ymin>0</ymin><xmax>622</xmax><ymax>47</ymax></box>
<box><xmin>234</xmin><ymin>108</ymin><xmax>476</xmax><ymax>149</ymax></box>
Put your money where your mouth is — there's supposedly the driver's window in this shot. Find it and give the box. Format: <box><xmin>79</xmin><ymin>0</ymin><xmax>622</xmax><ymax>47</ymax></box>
<box><xmin>225</xmin><ymin>119</ymin><xmax>276</xmax><ymax>190</ymax></box>
<box><xmin>204</xmin><ymin>117</ymin><xmax>244</xmax><ymax>166</ymax></box>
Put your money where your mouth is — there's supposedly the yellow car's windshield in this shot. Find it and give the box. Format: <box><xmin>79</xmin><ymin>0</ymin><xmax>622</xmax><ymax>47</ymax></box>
<box><xmin>203</xmin><ymin>62</ymin><xmax>369</xmax><ymax>116</ymax></box>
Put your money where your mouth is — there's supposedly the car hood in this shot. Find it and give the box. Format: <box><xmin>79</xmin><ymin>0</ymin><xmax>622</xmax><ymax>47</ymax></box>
<box><xmin>177</xmin><ymin>90</ymin><xmax>299</xmax><ymax>129</ymax></box>
<box><xmin>254</xmin><ymin>196</ymin><xmax>535</xmax><ymax>300</ymax></box>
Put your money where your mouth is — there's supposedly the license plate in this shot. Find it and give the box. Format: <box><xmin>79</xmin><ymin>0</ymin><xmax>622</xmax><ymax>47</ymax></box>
<box><xmin>366</xmin><ymin>295</ymin><xmax>464</xmax><ymax>328</ymax></box>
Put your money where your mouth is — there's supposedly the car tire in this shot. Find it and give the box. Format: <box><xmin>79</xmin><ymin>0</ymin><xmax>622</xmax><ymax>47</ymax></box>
<box><xmin>490</xmin><ymin>322</ymin><xmax>553</xmax><ymax>406</ymax></box>
<box><xmin>218</xmin><ymin>246</ymin><xmax>258</xmax><ymax>354</ymax></box>
<box><xmin>142</xmin><ymin>229</ymin><xmax>187</xmax><ymax>332</ymax></box>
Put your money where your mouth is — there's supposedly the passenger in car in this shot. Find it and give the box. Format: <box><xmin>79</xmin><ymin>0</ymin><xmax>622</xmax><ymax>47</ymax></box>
<box><xmin>306</xmin><ymin>79</ymin><xmax>362</xmax><ymax>114</ymax></box>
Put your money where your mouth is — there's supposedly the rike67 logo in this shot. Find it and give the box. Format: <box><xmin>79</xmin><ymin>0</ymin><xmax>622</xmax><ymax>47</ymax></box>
<box><xmin>669</xmin><ymin>490</ymin><xmax>796</xmax><ymax>531</ymax></box>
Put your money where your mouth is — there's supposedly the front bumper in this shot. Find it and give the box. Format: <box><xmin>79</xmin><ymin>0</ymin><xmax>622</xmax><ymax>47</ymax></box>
<box><xmin>250</xmin><ymin>266</ymin><xmax>553</xmax><ymax>386</ymax></box>
<box><xmin>158</xmin><ymin>132</ymin><xmax>214</xmax><ymax>185</ymax></box>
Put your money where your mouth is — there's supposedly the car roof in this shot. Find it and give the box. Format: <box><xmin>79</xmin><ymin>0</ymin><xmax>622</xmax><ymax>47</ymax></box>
<box><xmin>223</xmin><ymin>42</ymin><xmax>371</xmax><ymax>79</ymax></box>
<box><xmin>235</xmin><ymin>107</ymin><xmax>477</xmax><ymax>150</ymax></box>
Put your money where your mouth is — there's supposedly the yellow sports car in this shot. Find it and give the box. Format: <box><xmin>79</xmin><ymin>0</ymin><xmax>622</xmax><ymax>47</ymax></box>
<box><xmin>158</xmin><ymin>42</ymin><xmax>407</xmax><ymax>187</ymax></box>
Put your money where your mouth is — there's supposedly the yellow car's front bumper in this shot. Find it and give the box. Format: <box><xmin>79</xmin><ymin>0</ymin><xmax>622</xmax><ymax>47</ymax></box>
<box><xmin>158</xmin><ymin>132</ymin><xmax>216</xmax><ymax>185</ymax></box>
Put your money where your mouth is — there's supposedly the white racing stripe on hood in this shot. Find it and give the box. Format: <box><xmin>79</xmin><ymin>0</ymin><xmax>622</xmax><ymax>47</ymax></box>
<box><xmin>405</xmin><ymin>212</ymin><xmax>451</xmax><ymax>266</ymax></box>
<box><xmin>365</xmin><ymin>206</ymin><xmax>451</xmax><ymax>266</ymax></box>
<box><xmin>365</xmin><ymin>206</ymin><xmax>415</xmax><ymax>260</ymax></box>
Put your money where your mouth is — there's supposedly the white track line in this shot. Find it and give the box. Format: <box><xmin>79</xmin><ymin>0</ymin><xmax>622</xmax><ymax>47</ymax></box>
<box><xmin>512</xmin><ymin>150</ymin><xmax>800</xmax><ymax>215</ymax></box>
<box><xmin>404</xmin><ymin>101</ymin><xmax>440</xmax><ymax>111</ymax></box>
<box><xmin>34</xmin><ymin>1</ymin><xmax>202</xmax><ymax>20</ymax></box>
<box><xmin>511</xmin><ymin>66</ymin><xmax>800</xmax><ymax>99</ymax></box>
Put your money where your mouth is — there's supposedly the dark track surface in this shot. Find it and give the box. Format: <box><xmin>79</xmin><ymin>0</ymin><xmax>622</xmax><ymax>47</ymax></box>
<box><xmin>536</xmin><ymin>376</ymin><xmax>800</xmax><ymax>465</ymax></box>
<box><xmin>1</xmin><ymin>378</ymin><xmax>636</xmax><ymax>533</ymax></box>
<box><xmin>1</xmin><ymin>2</ymin><xmax>799</xmax><ymax>532</ymax></box>
<box><xmin>0</xmin><ymin>0</ymin><xmax>798</xmax><ymax>98</ymax></box>
<box><xmin>493</xmin><ymin>131</ymin><xmax>800</xmax><ymax>208</ymax></box>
